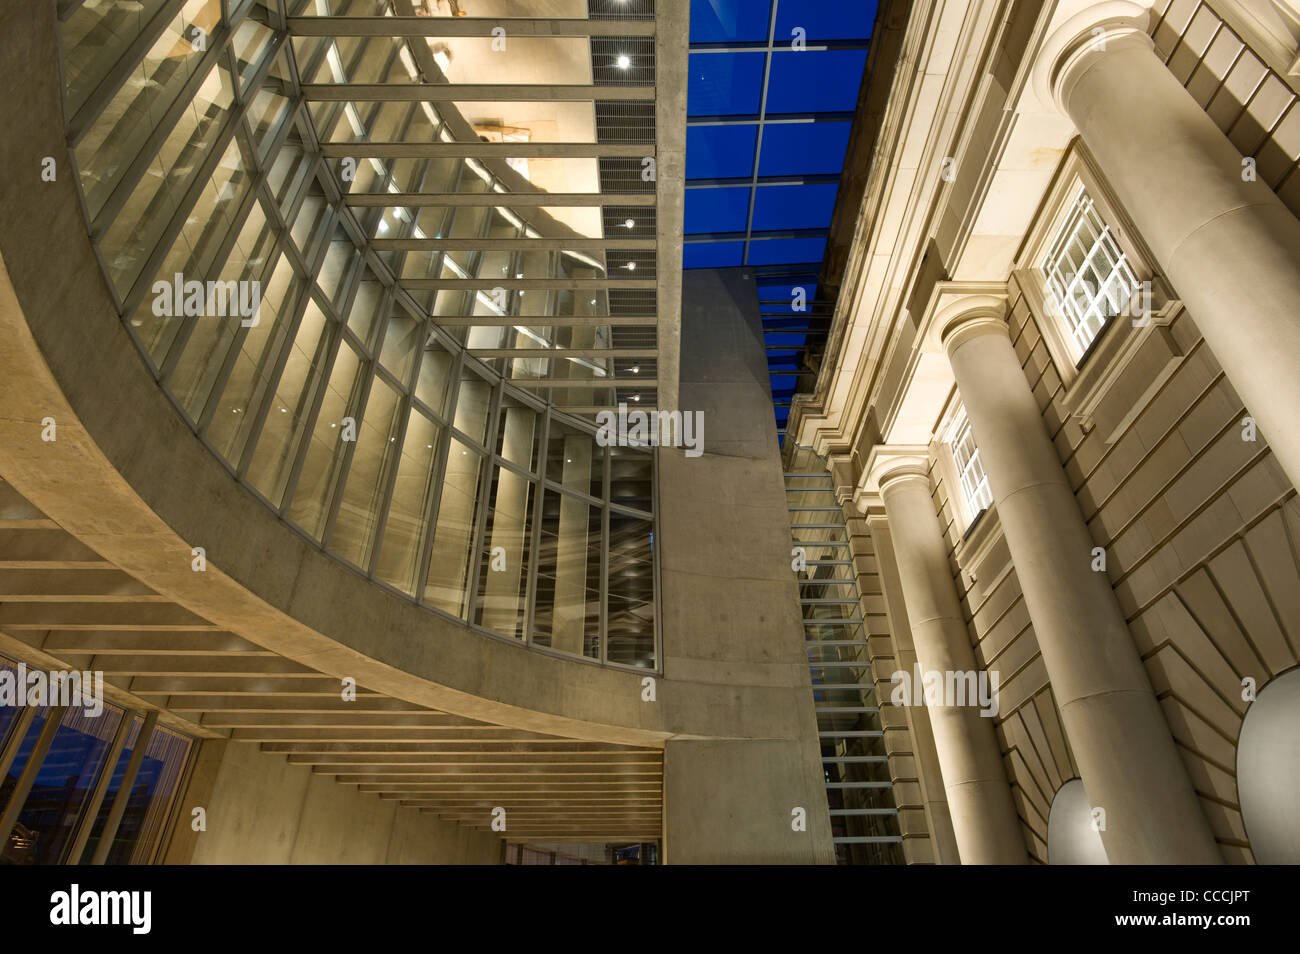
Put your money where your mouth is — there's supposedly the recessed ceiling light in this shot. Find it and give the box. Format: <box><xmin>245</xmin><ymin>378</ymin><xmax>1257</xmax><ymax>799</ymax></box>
<box><xmin>616</xmin><ymin>55</ymin><xmax>631</xmax><ymax>69</ymax></box>
<box><xmin>631</xmin><ymin>394</ymin><xmax>641</xmax><ymax>401</ymax></box>
<box><xmin>631</xmin><ymin>366</ymin><xmax>640</xmax><ymax>373</ymax></box>
<box><xmin>624</xmin><ymin>219</ymin><xmax>635</xmax><ymax>228</ymax></box>
<box><xmin>626</xmin><ymin>261</ymin><xmax>636</xmax><ymax>270</ymax></box>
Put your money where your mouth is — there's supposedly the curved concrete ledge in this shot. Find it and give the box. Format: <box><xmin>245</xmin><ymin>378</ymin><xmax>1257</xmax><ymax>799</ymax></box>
<box><xmin>0</xmin><ymin>2</ymin><xmax>807</xmax><ymax>748</ymax></box>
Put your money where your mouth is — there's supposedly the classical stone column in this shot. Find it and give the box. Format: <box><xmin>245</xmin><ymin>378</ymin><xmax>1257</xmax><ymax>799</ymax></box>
<box><xmin>877</xmin><ymin>461</ymin><xmax>1028</xmax><ymax>864</ymax></box>
<box><xmin>942</xmin><ymin>306</ymin><xmax>1221</xmax><ymax>863</ymax></box>
<box><xmin>1039</xmin><ymin>4</ymin><xmax>1300</xmax><ymax>492</ymax></box>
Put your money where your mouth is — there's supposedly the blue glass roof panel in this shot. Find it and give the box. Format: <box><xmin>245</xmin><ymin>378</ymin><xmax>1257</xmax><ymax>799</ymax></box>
<box><xmin>689</xmin><ymin>0</ymin><xmax>774</xmax><ymax>44</ymax></box>
<box><xmin>758</xmin><ymin>121</ymin><xmax>853</xmax><ymax>177</ymax></box>
<box><xmin>775</xmin><ymin>0</ymin><xmax>878</xmax><ymax>40</ymax></box>
<box><xmin>747</xmin><ymin>237</ymin><xmax>829</xmax><ymax>265</ymax></box>
<box><xmin>686</xmin><ymin>124</ymin><xmax>759</xmax><ymax>179</ymax></box>
<box><xmin>751</xmin><ymin>183</ymin><xmax>840</xmax><ymax>232</ymax></box>
<box><xmin>684</xmin><ymin>241</ymin><xmax>745</xmax><ymax>268</ymax></box>
<box><xmin>687</xmin><ymin>51</ymin><xmax>766</xmax><ymax>116</ymax></box>
<box><xmin>684</xmin><ymin>187</ymin><xmax>751</xmax><ymax>234</ymax></box>
<box><xmin>765</xmin><ymin>50</ymin><xmax>868</xmax><ymax>113</ymax></box>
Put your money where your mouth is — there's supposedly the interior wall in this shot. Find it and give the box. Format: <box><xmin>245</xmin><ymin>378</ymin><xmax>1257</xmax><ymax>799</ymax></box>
<box><xmin>168</xmin><ymin>741</ymin><xmax>502</xmax><ymax>865</ymax></box>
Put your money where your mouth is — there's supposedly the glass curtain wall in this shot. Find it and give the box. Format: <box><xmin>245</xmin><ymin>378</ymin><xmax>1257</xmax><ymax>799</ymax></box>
<box><xmin>56</xmin><ymin>0</ymin><xmax>657</xmax><ymax>669</ymax></box>
<box><xmin>785</xmin><ymin>446</ymin><xmax>904</xmax><ymax>865</ymax></box>
<box><xmin>0</xmin><ymin>657</ymin><xmax>192</xmax><ymax>865</ymax></box>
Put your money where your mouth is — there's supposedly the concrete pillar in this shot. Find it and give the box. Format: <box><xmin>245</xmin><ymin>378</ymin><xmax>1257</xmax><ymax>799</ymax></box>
<box><xmin>941</xmin><ymin>306</ymin><xmax>1221</xmax><ymax>864</ymax></box>
<box><xmin>1041</xmin><ymin>5</ymin><xmax>1300</xmax><ymax>492</ymax></box>
<box><xmin>877</xmin><ymin>462</ymin><xmax>1028</xmax><ymax>865</ymax></box>
<box><xmin>660</xmin><ymin>268</ymin><xmax>834</xmax><ymax>864</ymax></box>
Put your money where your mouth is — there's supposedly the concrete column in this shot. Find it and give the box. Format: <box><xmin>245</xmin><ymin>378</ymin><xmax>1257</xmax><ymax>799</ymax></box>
<box><xmin>878</xmin><ymin>462</ymin><xmax>1028</xmax><ymax>865</ymax></box>
<box><xmin>1041</xmin><ymin>5</ymin><xmax>1300</xmax><ymax>492</ymax></box>
<box><xmin>942</xmin><ymin>307</ymin><xmax>1221</xmax><ymax>863</ymax></box>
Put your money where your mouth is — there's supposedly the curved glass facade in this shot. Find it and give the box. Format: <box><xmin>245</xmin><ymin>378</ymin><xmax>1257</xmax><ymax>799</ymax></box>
<box><xmin>57</xmin><ymin>0</ymin><xmax>657</xmax><ymax>669</ymax></box>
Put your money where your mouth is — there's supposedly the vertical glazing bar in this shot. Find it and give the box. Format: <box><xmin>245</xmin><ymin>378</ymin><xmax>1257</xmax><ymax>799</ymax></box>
<box><xmin>65</xmin><ymin>709</ymin><xmax>136</xmax><ymax>864</ymax></box>
<box><xmin>90</xmin><ymin>709</ymin><xmax>160</xmax><ymax>865</ymax></box>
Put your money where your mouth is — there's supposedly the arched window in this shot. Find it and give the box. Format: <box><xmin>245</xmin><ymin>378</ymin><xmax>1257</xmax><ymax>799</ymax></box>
<box><xmin>1047</xmin><ymin>778</ymin><xmax>1108</xmax><ymax>865</ymax></box>
<box><xmin>1237</xmin><ymin>667</ymin><xmax>1300</xmax><ymax>864</ymax></box>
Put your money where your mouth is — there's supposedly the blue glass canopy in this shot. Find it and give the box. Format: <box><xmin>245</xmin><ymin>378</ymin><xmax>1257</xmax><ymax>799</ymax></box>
<box><xmin>681</xmin><ymin>0</ymin><xmax>878</xmax><ymax>433</ymax></box>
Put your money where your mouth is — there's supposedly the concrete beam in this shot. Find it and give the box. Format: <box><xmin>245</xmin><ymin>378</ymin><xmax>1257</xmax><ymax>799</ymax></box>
<box><xmin>286</xmin><ymin>16</ymin><xmax>656</xmax><ymax>37</ymax></box>
<box><xmin>322</xmin><ymin>142</ymin><xmax>653</xmax><ymax>159</ymax></box>
<box><xmin>301</xmin><ymin>83</ymin><xmax>655</xmax><ymax>101</ymax></box>
<box><xmin>345</xmin><ymin>192</ymin><xmax>656</xmax><ymax>207</ymax></box>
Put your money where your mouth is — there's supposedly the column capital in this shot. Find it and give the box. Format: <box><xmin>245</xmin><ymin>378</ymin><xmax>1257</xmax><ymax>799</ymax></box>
<box><xmin>1031</xmin><ymin>1</ymin><xmax>1153</xmax><ymax>116</ymax></box>
<box><xmin>868</xmin><ymin>446</ymin><xmax>931</xmax><ymax>498</ymax></box>
<box><xmin>915</xmin><ymin>281</ymin><xmax>1008</xmax><ymax>354</ymax></box>
<box><xmin>939</xmin><ymin>309</ymin><xmax>1010</xmax><ymax>358</ymax></box>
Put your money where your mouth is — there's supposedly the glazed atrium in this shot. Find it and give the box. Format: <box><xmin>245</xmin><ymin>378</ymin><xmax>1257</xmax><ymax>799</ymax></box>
<box><xmin>1</xmin><ymin>0</ymin><xmax>1299</xmax><ymax>870</ymax></box>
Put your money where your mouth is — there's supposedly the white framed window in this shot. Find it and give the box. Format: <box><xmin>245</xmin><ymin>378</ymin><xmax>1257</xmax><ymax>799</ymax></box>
<box><xmin>947</xmin><ymin>405</ymin><xmax>992</xmax><ymax>519</ymax></box>
<box><xmin>1014</xmin><ymin>143</ymin><xmax>1163</xmax><ymax>394</ymax></box>
<box><xmin>1040</xmin><ymin>184</ymin><xmax>1140</xmax><ymax>360</ymax></box>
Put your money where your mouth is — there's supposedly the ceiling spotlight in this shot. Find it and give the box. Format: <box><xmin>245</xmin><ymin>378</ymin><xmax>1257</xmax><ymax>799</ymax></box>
<box><xmin>590</xmin><ymin>299</ymin><xmax>597</xmax><ymax>305</ymax></box>
<box><xmin>626</xmin><ymin>261</ymin><xmax>637</xmax><ymax>271</ymax></box>
<box><xmin>631</xmin><ymin>394</ymin><xmax>641</xmax><ymax>402</ymax></box>
<box><xmin>616</xmin><ymin>55</ymin><xmax>631</xmax><ymax>70</ymax></box>
<box><xmin>631</xmin><ymin>366</ymin><xmax>640</xmax><ymax>374</ymax></box>
<box><xmin>624</xmin><ymin>218</ymin><xmax>635</xmax><ymax>229</ymax></box>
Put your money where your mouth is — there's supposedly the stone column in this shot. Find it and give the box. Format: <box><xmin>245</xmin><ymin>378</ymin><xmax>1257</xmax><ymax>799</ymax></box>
<box><xmin>942</xmin><ymin>306</ymin><xmax>1221</xmax><ymax>864</ymax></box>
<box><xmin>866</xmin><ymin>509</ymin><xmax>962</xmax><ymax>865</ymax></box>
<box><xmin>877</xmin><ymin>461</ymin><xmax>1028</xmax><ymax>864</ymax></box>
<box><xmin>1040</xmin><ymin>5</ymin><xmax>1300</xmax><ymax>492</ymax></box>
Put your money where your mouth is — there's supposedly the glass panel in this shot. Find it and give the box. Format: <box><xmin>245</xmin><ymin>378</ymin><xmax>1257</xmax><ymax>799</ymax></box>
<box><xmin>424</xmin><ymin>437</ymin><xmax>486</xmax><ymax>617</ymax></box>
<box><xmin>494</xmin><ymin>395</ymin><xmax>539</xmax><ymax>471</ymax></box>
<box><xmin>0</xmin><ymin>703</ymin><xmax>123</xmax><ymax>865</ymax></box>
<box><xmin>331</xmin><ymin>377</ymin><xmax>402</xmax><ymax>568</ymax></box>
<box><xmin>61</xmin><ymin>0</ymin><xmax>173</xmax><ymax>119</ymax></box>
<box><xmin>607</xmin><ymin>512</ymin><xmax>655</xmax><ymax>667</ymax></box>
<box><xmin>129</xmin><ymin>137</ymin><xmax>252</xmax><ymax>367</ymax></box>
<box><xmin>452</xmin><ymin>368</ymin><xmax>492</xmax><ymax>445</ymax></box>
<box><xmin>533</xmin><ymin>489</ymin><xmax>600</xmax><ymax>658</ymax></box>
<box><xmin>97</xmin><ymin>62</ymin><xmax>236</xmax><ymax>298</ymax></box>
<box><xmin>244</xmin><ymin>298</ymin><xmax>332</xmax><ymax>506</ymax></box>
<box><xmin>78</xmin><ymin>719</ymin><xmax>191</xmax><ymax>865</ymax></box>
<box><xmin>609</xmin><ymin>446</ymin><xmax>652</xmax><ymax>513</ymax></box>
<box><xmin>473</xmin><ymin>465</ymin><xmax>536</xmax><ymax>639</ymax></box>
<box><xmin>203</xmin><ymin>255</ymin><xmax>303</xmax><ymax>465</ymax></box>
<box><xmin>546</xmin><ymin>420</ymin><xmax>603</xmax><ymax>497</ymax></box>
<box><xmin>415</xmin><ymin>335</ymin><xmax>453</xmax><ymax>416</ymax></box>
<box><xmin>74</xmin><ymin>0</ymin><xmax>223</xmax><ymax>223</ymax></box>
<box><xmin>288</xmin><ymin>339</ymin><xmax>364</xmax><ymax>538</ymax></box>
<box><xmin>374</xmin><ymin>410</ymin><xmax>442</xmax><ymax>594</ymax></box>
